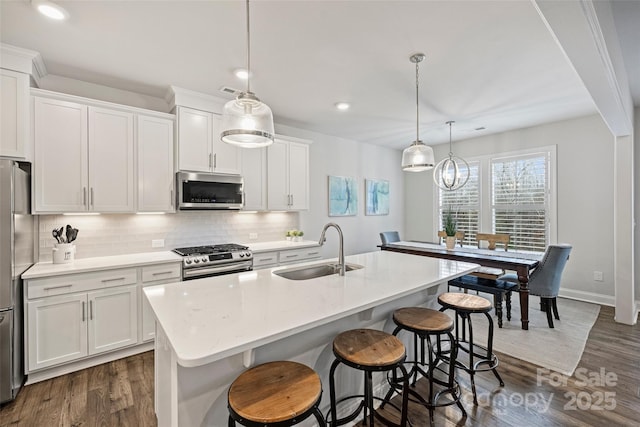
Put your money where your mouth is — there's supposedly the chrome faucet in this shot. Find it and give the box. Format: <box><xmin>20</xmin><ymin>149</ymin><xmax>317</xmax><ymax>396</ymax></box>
<box><xmin>318</xmin><ymin>223</ymin><xmax>345</xmax><ymax>276</ymax></box>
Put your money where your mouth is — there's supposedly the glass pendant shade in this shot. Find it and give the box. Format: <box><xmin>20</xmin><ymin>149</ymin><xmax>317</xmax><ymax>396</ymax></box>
<box><xmin>221</xmin><ymin>92</ymin><xmax>274</xmax><ymax>148</ymax></box>
<box><xmin>402</xmin><ymin>141</ymin><xmax>435</xmax><ymax>172</ymax></box>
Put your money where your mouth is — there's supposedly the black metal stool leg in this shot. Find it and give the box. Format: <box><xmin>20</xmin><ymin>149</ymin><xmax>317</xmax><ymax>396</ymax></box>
<box><xmin>329</xmin><ymin>358</ymin><xmax>341</xmax><ymax>427</ymax></box>
<box><xmin>228</xmin><ymin>416</ymin><xmax>236</xmax><ymax>427</ymax></box>
<box><xmin>506</xmin><ymin>291</ymin><xmax>512</xmax><ymax>321</ymax></box>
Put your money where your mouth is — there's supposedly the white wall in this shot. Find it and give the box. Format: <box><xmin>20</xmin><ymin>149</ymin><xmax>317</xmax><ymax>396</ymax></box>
<box><xmin>634</xmin><ymin>107</ymin><xmax>639</xmax><ymax>302</ymax></box>
<box><xmin>405</xmin><ymin>114</ymin><xmax>616</xmax><ymax>304</ymax></box>
<box><xmin>275</xmin><ymin>124</ymin><xmax>405</xmax><ymax>259</ymax></box>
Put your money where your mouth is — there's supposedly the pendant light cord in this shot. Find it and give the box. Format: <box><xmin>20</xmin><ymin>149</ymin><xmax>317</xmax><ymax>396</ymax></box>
<box><xmin>245</xmin><ymin>0</ymin><xmax>251</xmax><ymax>94</ymax></box>
<box><xmin>448</xmin><ymin>121</ymin><xmax>454</xmax><ymax>156</ymax></box>
<box><xmin>415</xmin><ymin>59</ymin><xmax>420</xmax><ymax>143</ymax></box>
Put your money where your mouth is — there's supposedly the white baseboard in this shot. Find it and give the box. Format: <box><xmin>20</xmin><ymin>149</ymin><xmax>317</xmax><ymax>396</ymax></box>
<box><xmin>558</xmin><ymin>289</ymin><xmax>615</xmax><ymax>306</ymax></box>
<box><xmin>25</xmin><ymin>342</ymin><xmax>154</xmax><ymax>385</ymax></box>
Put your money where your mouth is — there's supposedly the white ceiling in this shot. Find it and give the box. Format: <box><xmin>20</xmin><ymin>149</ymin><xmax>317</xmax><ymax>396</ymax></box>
<box><xmin>1</xmin><ymin>0</ymin><xmax>638</xmax><ymax>149</ymax></box>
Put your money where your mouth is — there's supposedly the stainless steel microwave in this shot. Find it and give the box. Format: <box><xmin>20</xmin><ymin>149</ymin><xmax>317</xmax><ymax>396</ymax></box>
<box><xmin>176</xmin><ymin>172</ymin><xmax>244</xmax><ymax>210</ymax></box>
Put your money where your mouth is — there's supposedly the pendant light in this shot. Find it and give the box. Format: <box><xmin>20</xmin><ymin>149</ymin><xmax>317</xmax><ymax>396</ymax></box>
<box><xmin>433</xmin><ymin>121</ymin><xmax>470</xmax><ymax>191</ymax></box>
<box><xmin>221</xmin><ymin>0</ymin><xmax>274</xmax><ymax>148</ymax></box>
<box><xmin>401</xmin><ymin>53</ymin><xmax>435</xmax><ymax>172</ymax></box>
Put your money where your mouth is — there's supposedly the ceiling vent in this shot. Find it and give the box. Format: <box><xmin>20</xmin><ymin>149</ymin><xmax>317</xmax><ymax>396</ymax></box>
<box><xmin>219</xmin><ymin>86</ymin><xmax>242</xmax><ymax>97</ymax></box>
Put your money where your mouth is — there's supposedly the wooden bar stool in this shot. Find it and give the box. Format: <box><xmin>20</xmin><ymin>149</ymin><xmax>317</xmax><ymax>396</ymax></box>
<box><xmin>328</xmin><ymin>328</ymin><xmax>410</xmax><ymax>427</ymax></box>
<box><xmin>228</xmin><ymin>360</ymin><xmax>326</xmax><ymax>426</ymax></box>
<box><xmin>437</xmin><ymin>293</ymin><xmax>505</xmax><ymax>405</ymax></box>
<box><xmin>388</xmin><ymin>307</ymin><xmax>466</xmax><ymax>426</ymax></box>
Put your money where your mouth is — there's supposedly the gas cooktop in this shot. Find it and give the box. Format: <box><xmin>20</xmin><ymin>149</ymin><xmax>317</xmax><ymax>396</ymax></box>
<box><xmin>172</xmin><ymin>243</ymin><xmax>249</xmax><ymax>257</ymax></box>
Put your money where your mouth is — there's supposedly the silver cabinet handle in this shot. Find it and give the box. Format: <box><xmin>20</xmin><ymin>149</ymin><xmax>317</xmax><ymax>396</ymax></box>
<box><xmin>89</xmin><ymin>300</ymin><xmax>93</xmax><ymax>320</ymax></box>
<box><xmin>82</xmin><ymin>301</ymin><xmax>86</xmax><ymax>322</ymax></box>
<box><xmin>152</xmin><ymin>271</ymin><xmax>173</xmax><ymax>276</ymax></box>
<box><xmin>209</xmin><ymin>153</ymin><xmax>213</xmax><ymax>168</ymax></box>
<box><xmin>259</xmin><ymin>257</ymin><xmax>274</xmax><ymax>262</ymax></box>
<box><xmin>83</xmin><ymin>187</ymin><xmax>87</xmax><ymax>206</ymax></box>
<box><xmin>170</xmin><ymin>189</ymin><xmax>173</xmax><ymax>208</ymax></box>
<box><xmin>285</xmin><ymin>254</ymin><xmax>298</xmax><ymax>259</ymax></box>
<box><xmin>214</xmin><ymin>153</ymin><xmax>217</xmax><ymax>169</ymax></box>
<box><xmin>90</xmin><ymin>187</ymin><xmax>94</xmax><ymax>206</ymax></box>
<box><xmin>101</xmin><ymin>277</ymin><xmax>125</xmax><ymax>283</ymax></box>
<box><xmin>43</xmin><ymin>284</ymin><xmax>73</xmax><ymax>291</ymax></box>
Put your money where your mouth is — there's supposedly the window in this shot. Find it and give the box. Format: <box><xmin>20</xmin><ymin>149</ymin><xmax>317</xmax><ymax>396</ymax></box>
<box><xmin>438</xmin><ymin>161</ymin><xmax>480</xmax><ymax>247</ymax></box>
<box><xmin>437</xmin><ymin>148</ymin><xmax>555</xmax><ymax>253</ymax></box>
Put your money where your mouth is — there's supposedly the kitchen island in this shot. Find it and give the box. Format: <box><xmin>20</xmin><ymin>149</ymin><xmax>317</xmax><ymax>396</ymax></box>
<box><xmin>144</xmin><ymin>250</ymin><xmax>478</xmax><ymax>427</ymax></box>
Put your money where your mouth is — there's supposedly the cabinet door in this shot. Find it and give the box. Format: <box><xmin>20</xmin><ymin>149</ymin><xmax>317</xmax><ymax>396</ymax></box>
<box><xmin>241</xmin><ymin>147</ymin><xmax>267</xmax><ymax>210</ymax></box>
<box><xmin>0</xmin><ymin>69</ymin><xmax>29</xmax><ymax>159</ymax></box>
<box><xmin>211</xmin><ymin>114</ymin><xmax>241</xmax><ymax>175</ymax></box>
<box><xmin>27</xmin><ymin>293</ymin><xmax>88</xmax><ymax>371</ymax></box>
<box><xmin>177</xmin><ymin>107</ymin><xmax>212</xmax><ymax>172</ymax></box>
<box><xmin>34</xmin><ymin>97</ymin><xmax>88</xmax><ymax>213</ymax></box>
<box><xmin>88</xmin><ymin>107</ymin><xmax>135</xmax><ymax>212</ymax></box>
<box><xmin>138</xmin><ymin>115</ymin><xmax>175</xmax><ymax>212</ymax></box>
<box><xmin>266</xmin><ymin>139</ymin><xmax>289</xmax><ymax>210</ymax></box>
<box><xmin>87</xmin><ymin>286</ymin><xmax>137</xmax><ymax>355</ymax></box>
<box><xmin>288</xmin><ymin>142</ymin><xmax>309</xmax><ymax>210</ymax></box>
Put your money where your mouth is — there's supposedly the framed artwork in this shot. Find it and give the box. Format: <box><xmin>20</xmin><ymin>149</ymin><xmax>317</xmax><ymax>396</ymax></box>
<box><xmin>328</xmin><ymin>175</ymin><xmax>358</xmax><ymax>216</ymax></box>
<box><xmin>365</xmin><ymin>179</ymin><xmax>390</xmax><ymax>215</ymax></box>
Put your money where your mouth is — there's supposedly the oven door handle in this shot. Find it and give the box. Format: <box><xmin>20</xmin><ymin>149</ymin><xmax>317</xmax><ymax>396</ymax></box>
<box><xmin>183</xmin><ymin>262</ymin><xmax>253</xmax><ymax>278</ymax></box>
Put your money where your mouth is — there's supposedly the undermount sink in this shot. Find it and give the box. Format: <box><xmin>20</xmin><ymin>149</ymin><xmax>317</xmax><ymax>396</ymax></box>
<box><xmin>273</xmin><ymin>262</ymin><xmax>364</xmax><ymax>280</ymax></box>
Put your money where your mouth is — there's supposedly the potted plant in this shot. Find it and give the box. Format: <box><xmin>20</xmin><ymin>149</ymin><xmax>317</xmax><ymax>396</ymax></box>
<box><xmin>444</xmin><ymin>209</ymin><xmax>457</xmax><ymax>250</ymax></box>
<box><xmin>296</xmin><ymin>230</ymin><xmax>304</xmax><ymax>242</ymax></box>
<box><xmin>285</xmin><ymin>230</ymin><xmax>293</xmax><ymax>241</ymax></box>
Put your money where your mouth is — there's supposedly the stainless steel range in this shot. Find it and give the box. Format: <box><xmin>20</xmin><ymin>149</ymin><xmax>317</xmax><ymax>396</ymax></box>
<box><xmin>173</xmin><ymin>244</ymin><xmax>253</xmax><ymax>280</ymax></box>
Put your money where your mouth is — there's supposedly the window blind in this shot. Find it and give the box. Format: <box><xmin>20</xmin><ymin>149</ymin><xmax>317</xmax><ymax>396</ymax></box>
<box><xmin>491</xmin><ymin>153</ymin><xmax>549</xmax><ymax>252</ymax></box>
<box><xmin>439</xmin><ymin>161</ymin><xmax>479</xmax><ymax>247</ymax></box>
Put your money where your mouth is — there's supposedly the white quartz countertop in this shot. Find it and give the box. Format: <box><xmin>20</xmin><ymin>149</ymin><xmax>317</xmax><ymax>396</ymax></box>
<box><xmin>243</xmin><ymin>240</ymin><xmax>320</xmax><ymax>253</ymax></box>
<box><xmin>144</xmin><ymin>250</ymin><xmax>479</xmax><ymax>368</ymax></box>
<box><xmin>22</xmin><ymin>251</ymin><xmax>182</xmax><ymax>279</ymax></box>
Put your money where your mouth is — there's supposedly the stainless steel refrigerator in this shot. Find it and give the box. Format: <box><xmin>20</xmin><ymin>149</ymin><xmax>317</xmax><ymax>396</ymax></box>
<box><xmin>0</xmin><ymin>159</ymin><xmax>33</xmax><ymax>404</ymax></box>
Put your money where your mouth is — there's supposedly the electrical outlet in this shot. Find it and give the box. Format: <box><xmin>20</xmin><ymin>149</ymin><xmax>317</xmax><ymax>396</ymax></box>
<box><xmin>152</xmin><ymin>239</ymin><xmax>165</xmax><ymax>248</ymax></box>
<box><xmin>593</xmin><ymin>271</ymin><xmax>604</xmax><ymax>282</ymax></box>
<box><xmin>249</xmin><ymin>233</ymin><xmax>258</xmax><ymax>240</ymax></box>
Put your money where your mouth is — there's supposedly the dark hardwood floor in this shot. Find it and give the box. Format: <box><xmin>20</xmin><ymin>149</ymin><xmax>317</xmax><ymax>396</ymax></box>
<box><xmin>1</xmin><ymin>306</ymin><xmax>638</xmax><ymax>426</ymax></box>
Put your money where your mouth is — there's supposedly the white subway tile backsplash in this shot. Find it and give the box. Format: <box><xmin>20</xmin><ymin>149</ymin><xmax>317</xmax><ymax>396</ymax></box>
<box><xmin>38</xmin><ymin>211</ymin><xmax>298</xmax><ymax>262</ymax></box>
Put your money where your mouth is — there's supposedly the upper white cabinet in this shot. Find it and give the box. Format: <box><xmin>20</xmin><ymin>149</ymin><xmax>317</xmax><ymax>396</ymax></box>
<box><xmin>241</xmin><ymin>147</ymin><xmax>267</xmax><ymax>211</ymax></box>
<box><xmin>33</xmin><ymin>96</ymin><xmax>135</xmax><ymax>213</ymax></box>
<box><xmin>176</xmin><ymin>106</ymin><xmax>240</xmax><ymax>175</ymax></box>
<box><xmin>137</xmin><ymin>115</ymin><xmax>175</xmax><ymax>212</ymax></box>
<box><xmin>267</xmin><ymin>137</ymin><xmax>310</xmax><ymax>210</ymax></box>
<box><xmin>0</xmin><ymin>69</ymin><xmax>29</xmax><ymax>159</ymax></box>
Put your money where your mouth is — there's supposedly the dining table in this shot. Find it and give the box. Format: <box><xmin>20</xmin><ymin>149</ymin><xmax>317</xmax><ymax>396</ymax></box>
<box><xmin>380</xmin><ymin>241</ymin><xmax>542</xmax><ymax>330</ymax></box>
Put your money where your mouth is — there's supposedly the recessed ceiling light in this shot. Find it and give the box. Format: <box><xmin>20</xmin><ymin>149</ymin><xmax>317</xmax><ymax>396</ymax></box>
<box><xmin>335</xmin><ymin>102</ymin><xmax>350</xmax><ymax>111</ymax></box>
<box><xmin>234</xmin><ymin>69</ymin><xmax>250</xmax><ymax>80</ymax></box>
<box><xmin>33</xmin><ymin>0</ymin><xmax>69</xmax><ymax>20</ymax></box>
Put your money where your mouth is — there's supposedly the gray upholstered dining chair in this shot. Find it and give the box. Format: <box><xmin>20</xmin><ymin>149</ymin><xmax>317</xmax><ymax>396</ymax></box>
<box><xmin>500</xmin><ymin>244</ymin><xmax>572</xmax><ymax>328</ymax></box>
<box><xmin>379</xmin><ymin>231</ymin><xmax>400</xmax><ymax>245</ymax></box>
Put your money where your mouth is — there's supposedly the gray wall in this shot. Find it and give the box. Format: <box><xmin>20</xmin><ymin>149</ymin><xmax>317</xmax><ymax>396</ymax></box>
<box><xmin>405</xmin><ymin>114</ymin><xmax>617</xmax><ymax>305</ymax></box>
<box><xmin>276</xmin><ymin>124</ymin><xmax>405</xmax><ymax>259</ymax></box>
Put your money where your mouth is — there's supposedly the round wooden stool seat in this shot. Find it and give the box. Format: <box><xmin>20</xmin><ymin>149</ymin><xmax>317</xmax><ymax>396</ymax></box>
<box><xmin>333</xmin><ymin>328</ymin><xmax>405</xmax><ymax>367</ymax></box>
<box><xmin>393</xmin><ymin>307</ymin><xmax>454</xmax><ymax>333</ymax></box>
<box><xmin>228</xmin><ymin>361</ymin><xmax>322</xmax><ymax>424</ymax></box>
<box><xmin>438</xmin><ymin>292</ymin><xmax>492</xmax><ymax>313</ymax></box>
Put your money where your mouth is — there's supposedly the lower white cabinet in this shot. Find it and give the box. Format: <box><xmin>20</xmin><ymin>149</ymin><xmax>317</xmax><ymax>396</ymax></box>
<box><xmin>26</xmin><ymin>285</ymin><xmax>137</xmax><ymax>371</ymax></box>
<box><xmin>24</xmin><ymin>260</ymin><xmax>181</xmax><ymax>377</ymax></box>
<box><xmin>252</xmin><ymin>246</ymin><xmax>322</xmax><ymax>270</ymax></box>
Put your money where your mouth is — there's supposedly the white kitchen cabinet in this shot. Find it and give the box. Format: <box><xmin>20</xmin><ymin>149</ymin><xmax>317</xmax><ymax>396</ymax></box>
<box><xmin>0</xmin><ymin>69</ymin><xmax>29</xmax><ymax>159</ymax></box>
<box><xmin>87</xmin><ymin>286</ymin><xmax>138</xmax><ymax>355</ymax></box>
<box><xmin>267</xmin><ymin>137</ymin><xmax>310</xmax><ymax>211</ymax></box>
<box><xmin>27</xmin><ymin>293</ymin><xmax>88</xmax><ymax>371</ymax></box>
<box><xmin>252</xmin><ymin>246</ymin><xmax>322</xmax><ymax>270</ymax></box>
<box><xmin>240</xmin><ymin>147</ymin><xmax>267</xmax><ymax>211</ymax></box>
<box><xmin>139</xmin><ymin>263</ymin><xmax>181</xmax><ymax>342</ymax></box>
<box><xmin>88</xmin><ymin>107</ymin><xmax>135</xmax><ymax>212</ymax></box>
<box><xmin>33</xmin><ymin>96</ymin><xmax>135</xmax><ymax>213</ymax></box>
<box><xmin>176</xmin><ymin>106</ymin><xmax>240</xmax><ymax>174</ymax></box>
<box><xmin>137</xmin><ymin>115</ymin><xmax>175</xmax><ymax>212</ymax></box>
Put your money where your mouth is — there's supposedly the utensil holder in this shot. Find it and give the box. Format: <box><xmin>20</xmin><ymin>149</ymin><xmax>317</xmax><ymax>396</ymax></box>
<box><xmin>53</xmin><ymin>243</ymin><xmax>75</xmax><ymax>264</ymax></box>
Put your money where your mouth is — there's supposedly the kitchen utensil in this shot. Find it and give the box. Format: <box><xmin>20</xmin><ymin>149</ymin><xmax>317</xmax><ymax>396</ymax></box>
<box><xmin>68</xmin><ymin>228</ymin><xmax>79</xmax><ymax>243</ymax></box>
<box><xmin>65</xmin><ymin>224</ymin><xmax>72</xmax><ymax>244</ymax></box>
<box><xmin>52</xmin><ymin>229</ymin><xmax>61</xmax><ymax>243</ymax></box>
<box><xmin>58</xmin><ymin>227</ymin><xmax>65</xmax><ymax>243</ymax></box>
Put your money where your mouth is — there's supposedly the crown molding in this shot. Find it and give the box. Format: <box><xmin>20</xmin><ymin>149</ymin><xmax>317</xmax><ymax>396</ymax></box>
<box><xmin>0</xmin><ymin>43</ymin><xmax>47</xmax><ymax>86</ymax></box>
<box><xmin>166</xmin><ymin>85</ymin><xmax>228</xmax><ymax>114</ymax></box>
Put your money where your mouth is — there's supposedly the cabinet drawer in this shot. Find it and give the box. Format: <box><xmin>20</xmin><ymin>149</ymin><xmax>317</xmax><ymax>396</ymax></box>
<box><xmin>27</xmin><ymin>268</ymin><xmax>138</xmax><ymax>299</ymax></box>
<box><xmin>278</xmin><ymin>247</ymin><xmax>322</xmax><ymax>265</ymax></box>
<box><xmin>141</xmin><ymin>263</ymin><xmax>181</xmax><ymax>283</ymax></box>
<box><xmin>252</xmin><ymin>251</ymin><xmax>279</xmax><ymax>268</ymax></box>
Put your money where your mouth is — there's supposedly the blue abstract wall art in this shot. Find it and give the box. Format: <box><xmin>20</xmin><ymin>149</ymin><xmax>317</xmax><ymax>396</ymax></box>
<box><xmin>328</xmin><ymin>175</ymin><xmax>358</xmax><ymax>216</ymax></box>
<box><xmin>365</xmin><ymin>179</ymin><xmax>389</xmax><ymax>215</ymax></box>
